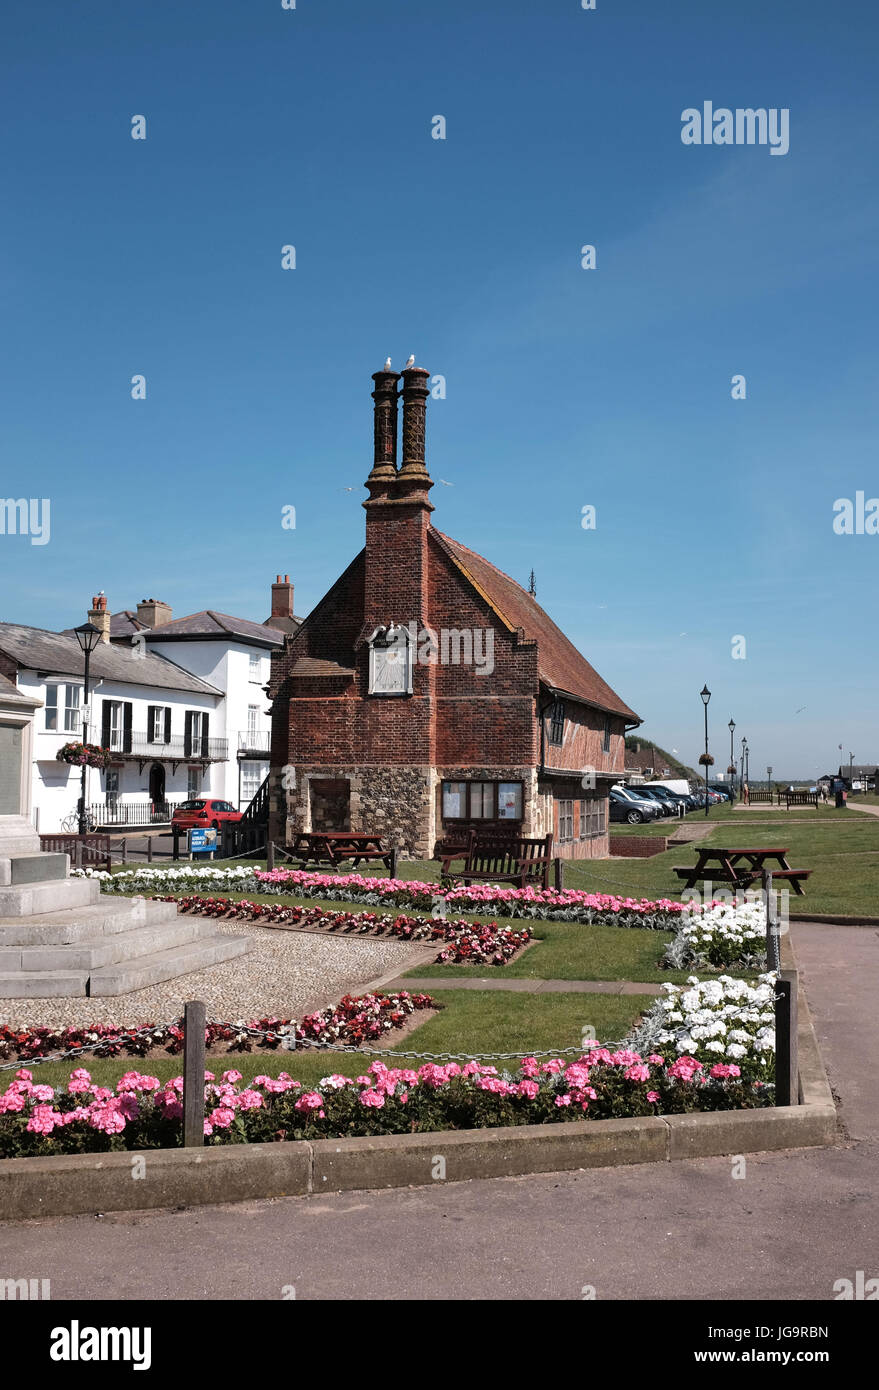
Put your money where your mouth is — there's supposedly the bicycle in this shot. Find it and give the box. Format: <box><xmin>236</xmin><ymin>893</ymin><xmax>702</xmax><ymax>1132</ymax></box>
<box><xmin>59</xmin><ymin>808</ymin><xmax>98</xmax><ymax>834</ymax></box>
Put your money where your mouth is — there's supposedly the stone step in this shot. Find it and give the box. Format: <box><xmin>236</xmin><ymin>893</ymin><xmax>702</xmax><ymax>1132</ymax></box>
<box><xmin>0</xmin><ymin>876</ymin><xmax>100</xmax><ymax>918</ymax></box>
<box><xmin>8</xmin><ymin>853</ymin><xmax>69</xmax><ymax>885</ymax></box>
<box><xmin>88</xmin><ymin>932</ymin><xmax>252</xmax><ymax>997</ymax></box>
<box><xmin>0</xmin><ymin>917</ymin><xmax>216</xmax><ymax>973</ymax></box>
<box><xmin>0</xmin><ymin>897</ymin><xmax>177</xmax><ymax>946</ymax></box>
<box><xmin>0</xmin><ymin>970</ymin><xmax>90</xmax><ymax>998</ymax></box>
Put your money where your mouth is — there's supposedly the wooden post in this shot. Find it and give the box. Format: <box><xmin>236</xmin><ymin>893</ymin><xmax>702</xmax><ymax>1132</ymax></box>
<box><xmin>554</xmin><ymin>857</ymin><xmax>564</xmax><ymax>891</ymax></box>
<box><xmin>74</xmin><ymin>839</ymin><xmax>82</xmax><ymax>870</ymax></box>
<box><xmin>183</xmin><ymin>999</ymin><xmax>206</xmax><ymax>1147</ymax></box>
<box><xmin>389</xmin><ymin>846</ymin><xmax>399</xmax><ymax>880</ymax></box>
<box><xmin>762</xmin><ymin>869</ymin><xmax>780</xmax><ymax>971</ymax></box>
<box><xmin>146</xmin><ymin>835</ymin><xmax>153</xmax><ymax>864</ymax></box>
<box><xmin>266</xmin><ymin>838</ymin><xmax>275</xmax><ymax>871</ymax></box>
<box><xmin>775</xmin><ymin>971</ymin><xmax>798</xmax><ymax>1107</ymax></box>
<box><xmin>172</xmin><ymin>826</ymin><xmax>180</xmax><ymax>861</ymax></box>
<box><xmin>220</xmin><ymin>821</ymin><xmax>230</xmax><ymax>860</ymax></box>
<box><xmin>120</xmin><ymin>837</ymin><xmax>127</xmax><ymax>866</ymax></box>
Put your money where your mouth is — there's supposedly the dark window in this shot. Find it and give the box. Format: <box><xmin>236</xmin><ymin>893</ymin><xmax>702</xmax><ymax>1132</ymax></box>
<box><xmin>558</xmin><ymin>799</ymin><xmax>574</xmax><ymax>842</ymax></box>
<box><xmin>602</xmin><ymin>716</ymin><xmax>612</xmax><ymax>753</ymax></box>
<box><xmin>548</xmin><ymin>700</ymin><xmax>565</xmax><ymax>745</ymax></box>
<box><xmin>579</xmin><ymin>795</ymin><xmax>607</xmax><ymax>838</ymax></box>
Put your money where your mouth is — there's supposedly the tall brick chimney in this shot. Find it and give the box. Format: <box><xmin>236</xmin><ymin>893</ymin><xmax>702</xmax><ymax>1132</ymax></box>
<box><xmin>136</xmin><ymin>598</ymin><xmax>172</xmax><ymax>629</ymax></box>
<box><xmin>271</xmin><ymin>574</ymin><xmax>294</xmax><ymax>622</ymax></box>
<box><xmin>363</xmin><ymin>361</ymin><xmax>434</xmax><ymax>629</ymax></box>
<box><xmin>87</xmin><ymin>593</ymin><xmax>111</xmax><ymax>643</ymax></box>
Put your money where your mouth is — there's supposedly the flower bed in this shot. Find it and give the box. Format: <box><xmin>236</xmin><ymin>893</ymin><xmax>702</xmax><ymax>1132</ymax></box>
<box><xmin>629</xmin><ymin>973</ymin><xmax>777</xmax><ymax>1086</ymax></box>
<box><xmin>152</xmin><ymin>896</ymin><xmax>531</xmax><ymax>966</ymax></box>
<box><xmin>0</xmin><ymin>1048</ymin><xmax>769</xmax><ymax>1158</ymax></box>
<box><xmin>662</xmin><ymin>901</ymin><xmax>768</xmax><ymax>971</ymax></box>
<box><xmin>78</xmin><ymin>865</ymin><xmax>693</xmax><ymax>930</ymax></box>
<box><xmin>0</xmin><ymin>991</ymin><xmax>436</xmax><ymax>1064</ymax></box>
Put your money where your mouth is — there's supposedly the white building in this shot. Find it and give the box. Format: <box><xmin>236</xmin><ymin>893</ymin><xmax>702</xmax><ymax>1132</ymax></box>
<box><xmin>0</xmin><ymin>612</ymin><xmax>224</xmax><ymax>832</ymax></box>
<box><xmin>0</xmin><ymin>578</ymin><xmax>300</xmax><ymax>832</ymax></box>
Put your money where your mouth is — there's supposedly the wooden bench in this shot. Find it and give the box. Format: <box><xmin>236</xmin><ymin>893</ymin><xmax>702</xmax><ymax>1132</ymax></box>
<box><xmin>444</xmin><ymin>831</ymin><xmax>553</xmax><ymax>890</ymax></box>
<box><xmin>781</xmin><ymin>792</ymin><xmax>819</xmax><ymax>810</ymax></box>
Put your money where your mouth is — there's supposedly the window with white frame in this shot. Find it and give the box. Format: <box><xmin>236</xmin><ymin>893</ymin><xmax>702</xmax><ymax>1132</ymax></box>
<box><xmin>150</xmin><ymin>706</ymin><xmax>166</xmax><ymax>742</ymax></box>
<box><xmin>247</xmin><ymin>704</ymin><xmax>259</xmax><ymax>737</ymax></box>
<box><xmin>45</xmin><ymin>683</ymin><xmax>81</xmax><ymax>733</ymax></box>
<box><xmin>241</xmin><ymin>762</ymin><xmax>262</xmax><ymax>804</ymax></box>
<box><xmin>248</xmin><ymin>652</ymin><xmax>262</xmax><ymax>682</ymax></box>
<box><xmin>187</xmin><ymin>766</ymin><xmax>202</xmax><ymax>798</ymax></box>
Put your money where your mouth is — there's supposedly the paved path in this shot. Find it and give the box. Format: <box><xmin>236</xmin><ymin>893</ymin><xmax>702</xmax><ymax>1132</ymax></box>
<box><xmin>1</xmin><ymin>922</ymin><xmax>875</xmax><ymax>1301</ymax></box>
<box><xmin>388</xmin><ymin>976</ymin><xmax>663</xmax><ymax>996</ymax></box>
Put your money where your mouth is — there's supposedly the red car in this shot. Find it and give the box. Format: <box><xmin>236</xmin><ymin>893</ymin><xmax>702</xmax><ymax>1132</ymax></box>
<box><xmin>171</xmin><ymin>798</ymin><xmax>243</xmax><ymax>831</ymax></box>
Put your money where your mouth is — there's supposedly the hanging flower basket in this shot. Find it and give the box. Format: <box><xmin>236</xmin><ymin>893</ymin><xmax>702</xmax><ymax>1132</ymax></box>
<box><xmin>698</xmin><ymin>752</ymin><xmax>715</xmax><ymax>768</ymax></box>
<box><xmin>56</xmin><ymin>742</ymin><xmax>113</xmax><ymax>770</ymax></box>
<box><xmin>726</xmin><ymin>764</ymin><xmax>737</xmax><ymax>775</ymax></box>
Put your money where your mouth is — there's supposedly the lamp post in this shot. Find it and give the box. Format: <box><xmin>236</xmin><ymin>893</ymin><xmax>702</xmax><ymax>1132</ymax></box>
<box><xmin>700</xmin><ymin>684</ymin><xmax>711</xmax><ymax>817</ymax></box>
<box><xmin>849</xmin><ymin>751</ymin><xmax>854</xmax><ymax>791</ymax></box>
<box><xmin>728</xmin><ymin>718</ymin><xmax>736</xmax><ymax>804</ymax></box>
<box><xmin>742</xmin><ymin>737</ymin><xmax>749</xmax><ymax>799</ymax></box>
<box><xmin>73</xmin><ymin>622</ymin><xmax>102</xmax><ymax>835</ymax></box>
<box><xmin>767</xmin><ymin>764</ymin><xmax>773</xmax><ymax>799</ymax></box>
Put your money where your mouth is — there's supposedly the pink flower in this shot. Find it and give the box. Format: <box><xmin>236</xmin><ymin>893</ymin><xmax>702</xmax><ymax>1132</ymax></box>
<box><xmin>221</xmin><ymin>1070</ymin><xmax>243</xmax><ymax>1084</ymax></box>
<box><xmin>667</xmin><ymin>1056</ymin><xmax>704</xmax><ymax>1081</ymax></box>
<box><xmin>646</xmin><ymin>1091</ymin><xmax>660</xmax><ymax>1103</ymax></box>
<box><xmin>294</xmin><ymin>1091</ymin><xmax>325</xmax><ymax>1112</ymax></box>
<box><xmin>554</xmin><ymin>1093</ymin><xmax>572</xmax><ymax>1107</ymax></box>
<box><xmin>709</xmin><ymin>1063</ymin><xmax>741</xmax><ymax>1079</ymax></box>
<box><xmin>209</xmin><ymin>1106</ymin><xmax>236</xmax><ymax>1128</ymax></box>
<box><xmin>234</xmin><ymin>1089</ymin><xmax>264</xmax><ymax>1111</ymax></box>
<box><xmin>30</xmin><ymin>1084</ymin><xmax>55</xmax><ymax>1102</ymax></box>
<box><xmin>15</xmin><ymin>1068</ymin><xmax>34</xmax><ymax>1083</ymax></box>
<box><xmin>624</xmin><ymin>1064</ymin><xmax>650</xmax><ymax>1083</ymax></box>
<box><xmin>516</xmin><ymin>1080</ymin><xmax>539</xmax><ymax>1099</ymax></box>
<box><xmin>359</xmin><ymin>1090</ymin><xmax>385</xmax><ymax>1109</ymax></box>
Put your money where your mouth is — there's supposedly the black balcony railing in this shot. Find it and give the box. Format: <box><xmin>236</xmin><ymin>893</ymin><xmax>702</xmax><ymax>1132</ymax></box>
<box><xmin>87</xmin><ymin>728</ymin><xmax>228</xmax><ymax>761</ymax></box>
<box><xmin>237</xmin><ymin>730</ymin><xmax>271</xmax><ymax>756</ymax></box>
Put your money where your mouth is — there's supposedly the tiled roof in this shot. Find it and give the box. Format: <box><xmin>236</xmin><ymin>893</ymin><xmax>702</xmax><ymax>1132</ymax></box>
<box><xmin>0</xmin><ymin>623</ymin><xmax>222</xmax><ymax>696</ymax></box>
<box><xmin>432</xmin><ymin>532</ymin><xmax>640</xmax><ymax>721</ymax></box>
<box><xmin>134</xmin><ymin>611</ymin><xmax>288</xmax><ymax>646</ymax></box>
<box><xmin>291</xmin><ymin>657</ymin><xmax>356</xmax><ymax>677</ymax></box>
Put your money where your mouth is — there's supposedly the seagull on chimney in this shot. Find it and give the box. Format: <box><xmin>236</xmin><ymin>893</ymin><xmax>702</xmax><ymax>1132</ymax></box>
<box><xmin>384</xmin><ymin>357</ymin><xmax>392</xmax><ymax>369</ymax></box>
<box><xmin>404</xmin><ymin>355</ymin><xmax>415</xmax><ymax>369</ymax></box>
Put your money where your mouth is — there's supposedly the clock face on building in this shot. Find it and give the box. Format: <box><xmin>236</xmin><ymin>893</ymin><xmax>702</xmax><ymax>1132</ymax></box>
<box><xmin>368</xmin><ymin>630</ymin><xmax>411</xmax><ymax>695</ymax></box>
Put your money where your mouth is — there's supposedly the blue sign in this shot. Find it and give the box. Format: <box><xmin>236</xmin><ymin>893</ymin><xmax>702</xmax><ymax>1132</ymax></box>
<box><xmin>189</xmin><ymin>827</ymin><xmax>218</xmax><ymax>854</ymax></box>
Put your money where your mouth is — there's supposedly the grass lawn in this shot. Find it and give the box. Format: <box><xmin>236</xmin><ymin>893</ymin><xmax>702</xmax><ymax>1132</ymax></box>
<box><xmin>405</xmin><ymin>920</ymin><xmax>690</xmax><ymax>983</ymax></box>
<box><xmin>18</xmin><ymin>992</ymin><xmax>651</xmax><ymax>1093</ymax></box>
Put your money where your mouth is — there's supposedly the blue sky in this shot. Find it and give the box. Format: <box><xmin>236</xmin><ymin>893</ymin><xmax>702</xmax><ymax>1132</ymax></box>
<box><xmin>1</xmin><ymin>0</ymin><xmax>877</xmax><ymax>775</ymax></box>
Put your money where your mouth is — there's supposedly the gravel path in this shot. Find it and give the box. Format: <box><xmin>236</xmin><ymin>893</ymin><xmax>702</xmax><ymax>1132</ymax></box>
<box><xmin>0</xmin><ymin>924</ymin><xmax>432</xmax><ymax>1029</ymax></box>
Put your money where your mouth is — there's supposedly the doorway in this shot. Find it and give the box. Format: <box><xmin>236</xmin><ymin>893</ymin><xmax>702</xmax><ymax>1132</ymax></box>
<box><xmin>309</xmin><ymin>778</ymin><xmax>351</xmax><ymax>831</ymax></box>
<box><xmin>149</xmin><ymin>763</ymin><xmax>166</xmax><ymax>815</ymax></box>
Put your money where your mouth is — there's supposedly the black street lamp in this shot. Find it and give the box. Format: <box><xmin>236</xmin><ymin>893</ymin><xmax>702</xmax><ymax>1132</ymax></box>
<box><xmin>728</xmin><ymin>718</ymin><xmax>736</xmax><ymax>803</ymax></box>
<box><xmin>741</xmin><ymin>736</ymin><xmax>749</xmax><ymax>801</ymax></box>
<box><xmin>700</xmin><ymin>684</ymin><xmax>711</xmax><ymax>817</ymax></box>
<box><xmin>849</xmin><ymin>750</ymin><xmax>855</xmax><ymax>791</ymax></box>
<box><xmin>73</xmin><ymin>621</ymin><xmax>103</xmax><ymax>835</ymax></box>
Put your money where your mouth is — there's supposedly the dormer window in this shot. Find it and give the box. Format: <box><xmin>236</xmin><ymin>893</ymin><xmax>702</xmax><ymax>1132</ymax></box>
<box><xmin>367</xmin><ymin>623</ymin><xmax>413</xmax><ymax>696</ymax></box>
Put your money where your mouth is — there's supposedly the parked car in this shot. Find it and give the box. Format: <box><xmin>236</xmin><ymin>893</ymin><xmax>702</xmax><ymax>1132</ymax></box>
<box><xmin>630</xmin><ymin>786</ymin><xmax>677</xmax><ymax>817</ymax></box>
<box><xmin>646</xmin><ymin>785</ymin><xmax>692</xmax><ymax>814</ymax></box>
<box><xmin>609</xmin><ymin>788</ymin><xmax>660</xmax><ymax>824</ymax></box>
<box><xmin>171</xmin><ymin>798</ymin><xmax>243</xmax><ymax>831</ymax></box>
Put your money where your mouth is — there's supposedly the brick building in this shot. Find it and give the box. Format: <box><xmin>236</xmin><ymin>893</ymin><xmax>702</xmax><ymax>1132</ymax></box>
<box><xmin>267</xmin><ymin>363</ymin><xmax>641</xmax><ymax>858</ymax></box>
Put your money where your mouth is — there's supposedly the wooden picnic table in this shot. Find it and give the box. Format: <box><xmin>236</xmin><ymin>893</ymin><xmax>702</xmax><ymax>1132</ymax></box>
<box><xmin>672</xmin><ymin>845</ymin><xmax>810</xmax><ymax>895</ymax></box>
<box><xmin>290</xmin><ymin>831</ymin><xmax>392</xmax><ymax>870</ymax></box>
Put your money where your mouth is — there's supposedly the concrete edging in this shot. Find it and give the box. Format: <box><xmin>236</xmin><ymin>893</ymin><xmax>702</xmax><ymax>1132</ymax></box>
<box><xmin>0</xmin><ymin>932</ymin><xmax>837</xmax><ymax>1219</ymax></box>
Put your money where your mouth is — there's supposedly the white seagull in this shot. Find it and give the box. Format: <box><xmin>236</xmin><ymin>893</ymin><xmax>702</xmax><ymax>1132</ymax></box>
<box><xmin>404</xmin><ymin>354</ymin><xmax>415</xmax><ymax>369</ymax></box>
<box><xmin>439</xmin><ymin>478</ymin><xmax>453</xmax><ymax>486</ymax></box>
<box><xmin>384</xmin><ymin>357</ymin><xmax>392</xmax><ymax>369</ymax></box>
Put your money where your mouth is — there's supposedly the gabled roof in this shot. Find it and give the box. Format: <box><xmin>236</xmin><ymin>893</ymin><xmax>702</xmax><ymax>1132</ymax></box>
<box><xmin>431</xmin><ymin>532</ymin><xmax>640</xmax><ymax>722</ymax></box>
<box><xmin>133</xmin><ymin>611</ymin><xmax>289</xmax><ymax>647</ymax></box>
<box><xmin>0</xmin><ymin>623</ymin><xmax>222</xmax><ymax>696</ymax></box>
<box><xmin>109</xmin><ymin>611</ymin><xmax>147</xmax><ymax>637</ymax></box>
